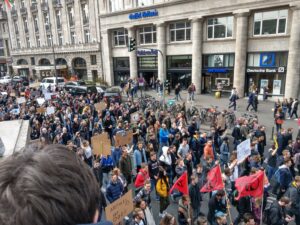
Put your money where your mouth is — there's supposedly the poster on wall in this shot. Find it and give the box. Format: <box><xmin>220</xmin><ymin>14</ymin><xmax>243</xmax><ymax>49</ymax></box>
<box><xmin>260</xmin><ymin>79</ymin><xmax>269</xmax><ymax>94</ymax></box>
<box><xmin>273</xmin><ymin>80</ymin><xmax>281</xmax><ymax>95</ymax></box>
<box><xmin>213</xmin><ymin>55</ymin><xmax>224</xmax><ymax>67</ymax></box>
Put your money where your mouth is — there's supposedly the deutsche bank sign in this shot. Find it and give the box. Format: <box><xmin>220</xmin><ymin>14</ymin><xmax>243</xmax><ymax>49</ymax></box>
<box><xmin>129</xmin><ymin>9</ymin><xmax>158</xmax><ymax>20</ymax></box>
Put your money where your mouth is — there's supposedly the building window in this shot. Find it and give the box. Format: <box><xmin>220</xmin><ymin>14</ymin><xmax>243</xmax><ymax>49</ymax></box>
<box><xmin>44</xmin><ymin>13</ymin><xmax>50</xmax><ymax>31</ymax></box>
<box><xmin>139</xmin><ymin>26</ymin><xmax>156</xmax><ymax>44</ymax></box>
<box><xmin>56</xmin><ymin>10</ymin><xmax>61</xmax><ymax>29</ymax></box>
<box><xmin>16</xmin><ymin>38</ymin><xmax>21</xmax><ymax>49</ymax></box>
<box><xmin>26</xmin><ymin>37</ymin><xmax>30</xmax><ymax>48</ymax></box>
<box><xmin>31</xmin><ymin>57</ymin><xmax>35</xmax><ymax>65</ymax></box>
<box><xmin>167</xmin><ymin>55</ymin><xmax>192</xmax><ymax>68</ymax></box>
<box><xmin>203</xmin><ymin>54</ymin><xmax>235</xmax><ymax>68</ymax></box>
<box><xmin>70</xmin><ymin>31</ymin><xmax>76</xmax><ymax>44</ymax></box>
<box><xmin>14</xmin><ymin>20</ymin><xmax>19</xmax><ymax>35</ymax></box>
<box><xmin>108</xmin><ymin>0</ymin><xmax>124</xmax><ymax>12</ymax></box>
<box><xmin>169</xmin><ymin>21</ymin><xmax>191</xmax><ymax>42</ymax></box>
<box><xmin>81</xmin><ymin>3</ymin><xmax>89</xmax><ymax>24</ymax></box>
<box><xmin>23</xmin><ymin>17</ymin><xmax>28</xmax><ymax>33</ymax></box>
<box><xmin>113</xmin><ymin>29</ymin><xmax>128</xmax><ymax>46</ymax></box>
<box><xmin>207</xmin><ymin>16</ymin><xmax>233</xmax><ymax>39</ymax></box>
<box><xmin>33</xmin><ymin>14</ymin><xmax>39</xmax><ymax>32</ymax></box>
<box><xmin>253</xmin><ymin>9</ymin><xmax>288</xmax><ymax>36</ymax></box>
<box><xmin>36</xmin><ymin>35</ymin><xmax>40</xmax><ymax>47</ymax></box>
<box><xmin>5</xmin><ymin>40</ymin><xmax>10</xmax><ymax>56</ymax></box>
<box><xmin>58</xmin><ymin>33</ymin><xmax>63</xmax><ymax>46</ymax></box>
<box><xmin>138</xmin><ymin>56</ymin><xmax>158</xmax><ymax>69</ymax></box>
<box><xmin>0</xmin><ymin>40</ymin><xmax>4</xmax><ymax>56</ymax></box>
<box><xmin>2</xmin><ymin>23</ymin><xmax>6</xmax><ymax>33</ymax></box>
<box><xmin>114</xmin><ymin>57</ymin><xmax>130</xmax><ymax>69</ymax></box>
<box><xmin>137</xmin><ymin>0</ymin><xmax>153</xmax><ymax>7</ymax></box>
<box><xmin>91</xmin><ymin>55</ymin><xmax>97</xmax><ymax>65</ymax></box>
<box><xmin>68</xmin><ymin>7</ymin><xmax>74</xmax><ymax>27</ymax></box>
<box><xmin>21</xmin><ymin>0</ymin><xmax>26</xmax><ymax>8</ymax></box>
<box><xmin>47</xmin><ymin>34</ymin><xmax>52</xmax><ymax>46</ymax></box>
<box><xmin>84</xmin><ymin>30</ymin><xmax>90</xmax><ymax>43</ymax></box>
<box><xmin>247</xmin><ymin>52</ymin><xmax>288</xmax><ymax>67</ymax></box>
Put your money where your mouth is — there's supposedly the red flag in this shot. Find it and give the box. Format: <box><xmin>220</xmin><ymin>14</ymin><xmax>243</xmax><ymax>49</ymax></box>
<box><xmin>200</xmin><ymin>166</ymin><xmax>224</xmax><ymax>192</ymax></box>
<box><xmin>169</xmin><ymin>171</ymin><xmax>188</xmax><ymax>195</ymax></box>
<box><xmin>235</xmin><ymin>170</ymin><xmax>264</xmax><ymax>200</ymax></box>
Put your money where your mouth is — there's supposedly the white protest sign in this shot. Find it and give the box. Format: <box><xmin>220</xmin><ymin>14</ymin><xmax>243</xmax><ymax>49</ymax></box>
<box><xmin>44</xmin><ymin>93</ymin><xmax>52</xmax><ymax>100</ymax></box>
<box><xmin>36</xmin><ymin>98</ymin><xmax>45</xmax><ymax>105</ymax></box>
<box><xmin>1</xmin><ymin>92</ymin><xmax>7</xmax><ymax>96</ymax></box>
<box><xmin>10</xmin><ymin>108</ymin><xmax>20</xmax><ymax>115</ymax></box>
<box><xmin>46</xmin><ymin>106</ymin><xmax>55</xmax><ymax>115</ymax></box>
<box><xmin>17</xmin><ymin>97</ymin><xmax>26</xmax><ymax>104</ymax></box>
<box><xmin>237</xmin><ymin>138</ymin><xmax>251</xmax><ymax>164</ymax></box>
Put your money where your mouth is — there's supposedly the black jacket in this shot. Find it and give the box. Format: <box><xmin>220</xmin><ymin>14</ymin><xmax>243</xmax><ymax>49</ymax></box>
<box><xmin>268</xmin><ymin>201</ymin><xmax>287</xmax><ymax>225</ymax></box>
<box><xmin>189</xmin><ymin>183</ymin><xmax>202</xmax><ymax>209</ymax></box>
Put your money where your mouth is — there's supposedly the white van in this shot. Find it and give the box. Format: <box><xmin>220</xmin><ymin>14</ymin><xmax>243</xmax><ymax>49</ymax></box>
<box><xmin>40</xmin><ymin>77</ymin><xmax>65</xmax><ymax>89</ymax></box>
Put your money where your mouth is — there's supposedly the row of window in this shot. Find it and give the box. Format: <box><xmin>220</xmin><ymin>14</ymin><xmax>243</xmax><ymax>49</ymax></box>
<box><xmin>113</xmin><ymin>9</ymin><xmax>288</xmax><ymax>46</ymax></box>
<box><xmin>113</xmin><ymin>52</ymin><xmax>288</xmax><ymax>69</ymax></box>
<box><xmin>12</xmin><ymin>1</ymin><xmax>90</xmax><ymax>48</ymax></box>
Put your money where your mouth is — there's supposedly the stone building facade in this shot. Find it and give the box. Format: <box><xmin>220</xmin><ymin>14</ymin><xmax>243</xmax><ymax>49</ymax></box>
<box><xmin>0</xmin><ymin>4</ymin><xmax>12</xmax><ymax>76</ymax></box>
<box><xmin>99</xmin><ymin>0</ymin><xmax>300</xmax><ymax>98</ymax></box>
<box><xmin>4</xmin><ymin>0</ymin><xmax>102</xmax><ymax>81</ymax></box>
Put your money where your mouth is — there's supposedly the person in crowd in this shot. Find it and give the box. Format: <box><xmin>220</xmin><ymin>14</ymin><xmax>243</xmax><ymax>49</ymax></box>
<box><xmin>156</xmin><ymin>169</ymin><xmax>170</xmax><ymax>217</ymax></box>
<box><xmin>178</xmin><ymin>195</ymin><xmax>192</xmax><ymax>225</ymax></box>
<box><xmin>0</xmin><ymin>144</ymin><xmax>111</xmax><ymax>225</ymax></box>
<box><xmin>134</xmin><ymin>141</ymin><xmax>147</xmax><ymax>173</ymax></box>
<box><xmin>131</xmin><ymin>208</ymin><xmax>146</xmax><ymax>225</ymax></box>
<box><xmin>196</xmin><ymin>217</ymin><xmax>208</xmax><ymax>225</ymax></box>
<box><xmin>119</xmin><ymin>147</ymin><xmax>133</xmax><ymax>186</ymax></box>
<box><xmin>135</xmin><ymin>163</ymin><xmax>150</xmax><ymax>192</ymax></box>
<box><xmin>159</xmin><ymin>213</ymin><xmax>177</xmax><ymax>225</ymax></box>
<box><xmin>187</xmin><ymin>83</ymin><xmax>196</xmax><ymax>101</ymax></box>
<box><xmin>175</xmin><ymin>83</ymin><xmax>183</xmax><ymax>101</ymax></box>
<box><xmin>204</xmin><ymin>139</ymin><xmax>214</xmax><ymax>160</ymax></box>
<box><xmin>265</xmin><ymin>197</ymin><xmax>293</xmax><ymax>225</ymax></box>
<box><xmin>228</xmin><ymin>87</ymin><xmax>238</xmax><ymax>111</ymax></box>
<box><xmin>207</xmin><ymin>190</ymin><xmax>227</xmax><ymax>225</ymax></box>
<box><xmin>246</xmin><ymin>91</ymin><xmax>256</xmax><ymax>112</ymax></box>
<box><xmin>285</xmin><ymin>176</ymin><xmax>300</xmax><ymax>225</ymax></box>
<box><xmin>106</xmin><ymin>173</ymin><xmax>124</xmax><ymax>203</ymax></box>
<box><xmin>100</xmin><ymin>154</ymin><xmax>114</xmax><ymax>190</ymax></box>
<box><xmin>288</xmin><ymin>98</ymin><xmax>299</xmax><ymax>120</ymax></box>
<box><xmin>159</xmin><ymin>123</ymin><xmax>170</xmax><ymax>154</ymax></box>
<box><xmin>135</xmin><ymin>200</ymin><xmax>156</xmax><ymax>225</ymax></box>
<box><xmin>189</xmin><ymin>175</ymin><xmax>202</xmax><ymax>221</ymax></box>
<box><xmin>148</xmin><ymin>151</ymin><xmax>159</xmax><ymax>199</ymax></box>
<box><xmin>275</xmin><ymin>107</ymin><xmax>284</xmax><ymax>132</ymax></box>
<box><xmin>82</xmin><ymin>140</ymin><xmax>93</xmax><ymax>168</ymax></box>
<box><xmin>178</xmin><ymin>138</ymin><xmax>190</xmax><ymax>159</ymax></box>
<box><xmin>134</xmin><ymin>180</ymin><xmax>152</xmax><ymax>207</ymax></box>
<box><xmin>242</xmin><ymin>213</ymin><xmax>256</xmax><ymax>225</ymax></box>
<box><xmin>220</xmin><ymin>137</ymin><xmax>230</xmax><ymax>168</ymax></box>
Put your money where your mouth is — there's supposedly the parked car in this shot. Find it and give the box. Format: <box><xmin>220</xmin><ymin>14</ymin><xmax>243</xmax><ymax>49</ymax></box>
<box><xmin>12</xmin><ymin>76</ymin><xmax>29</xmax><ymax>86</ymax></box>
<box><xmin>103</xmin><ymin>87</ymin><xmax>122</xmax><ymax>103</ymax></box>
<box><xmin>69</xmin><ymin>85</ymin><xmax>98</xmax><ymax>96</ymax></box>
<box><xmin>40</xmin><ymin>77</ymin><xmax>65</xmax><ymax>89</ymax></box>
<box><xmin>64</xmin><ymin>80</ymin><xmax>87</xmax><ymax>91</ymax></box>
<box><xmin>0</xmin><ymin>76</ymin><xmax>11</xmax><ymax>84</ymax></box>
<box><xmin>96</xmin><ymin>85</ymin><xmax>107</xmax><ymax>95</ymax></box>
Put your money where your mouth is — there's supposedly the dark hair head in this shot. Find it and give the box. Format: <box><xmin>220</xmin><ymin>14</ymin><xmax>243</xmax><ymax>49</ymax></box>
<box><xmin>0</xmin><ymin>144</ymin><xmax>100</xmax><ymax>225</ymax></box>
<box><xmin>243</xmin><ymin>213</ymin><xmax>254</xmax><ymax>223</ymax></box>
<box><xmin>196</xmin><ymin>216</ymin><xmax>207</xmax><ymax>225</ymax></box>
<box><xmin>160</xmin><ymin>213</ymin><xmax>177</xmax><ymax>225</ymax></box>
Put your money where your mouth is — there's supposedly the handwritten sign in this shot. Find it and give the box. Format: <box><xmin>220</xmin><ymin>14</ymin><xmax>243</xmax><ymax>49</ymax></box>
<box><xmin>105</xmin><ymin>191</ymin><xmax>134</xmax><ymax>225</ymax></box>
<box><xmin>95</xmin><ymin>102</ymin><xmax>107</xmax><ymax>112</ymax></box>
<box><xmin>17</xmin><ymin>97</ymin><xmax>26</xmax><ymax>104</ymax></box>
<box><xmin>91</xmin><ymin>133</ymin><xmax>111</xmax><ymax>156</ymax></box>
<box><xmin>36</xmin><ymin>98</ymin><xmax>45</xmax><ymax>105</ymax></box>
<box><xmin>36</xmin><ymin>107</ymin><xmax>46</xmax><ymax>114</ymax></box>
<box><xmin>237</xmin><ymin>139</ymin><xmax>251</xmax><ymax>164</ymax></box>
<box><xmin>115</xmin><ymin>130</ymin><xmax>133</xmax><ymax>146</ymax></box>
<box><xmin>46</xmin><ymin>106</ymin><xmax>55</xmax><ymax>115</ymax></box>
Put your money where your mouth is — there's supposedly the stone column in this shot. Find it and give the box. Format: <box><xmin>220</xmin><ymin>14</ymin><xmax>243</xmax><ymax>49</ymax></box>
<box><xmin>157</xmin><ymin>22</ymin><xmax>166</xmax><ymax>81</ymax></box>
<box><xmin>61</xmin><ymin>0</ymin><xmax>70</xmax><ymax>44</ymax></box>
<box><xmin>191</xmin><ymin>17</ymin><xmax>203</xmax><ymax>94</ymax></box>
<box><xmin>285</xmin><ymin>5</ymin><xmax>300</xmax><ymax>98</ymax></box>
<box><xmin>101</xmin><ymin>29</ymin><xmax>114</xmax><ymax>85</ymax></box>
<box><xmin>74</xmin><ymin>0</ymin><xmax>83</xmax><ymax>43</ymax></box>
<box><xmin>37</xmin><ymin>0</ymin><xmax>47</xmax><ymax>47</ymax></box>
<box><xmin>233</xmin><ymin>11</ymin><xmax>249</xmax><ymax>97</ymax></box>
<box><xmin>127</xmin><ymin>26</ymin><xmax>138</xmax><ymax>79</ymax></box>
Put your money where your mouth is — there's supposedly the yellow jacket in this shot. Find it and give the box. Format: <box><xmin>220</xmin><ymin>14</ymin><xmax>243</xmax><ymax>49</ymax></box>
<box><xmin>156</xmin><ymin>178</ymin><xmax>169</xmax><ymax>197</ymax></box>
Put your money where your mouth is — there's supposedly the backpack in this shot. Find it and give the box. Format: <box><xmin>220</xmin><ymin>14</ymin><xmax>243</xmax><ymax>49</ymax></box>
<box><xmin>262</xmin><ymin>195</ymin><xmax>277</xmax><ymax>224</ymax></box>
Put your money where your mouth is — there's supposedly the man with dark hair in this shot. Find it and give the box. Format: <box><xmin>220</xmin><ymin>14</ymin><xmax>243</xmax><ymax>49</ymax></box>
<box><xmin>0</xmin><ymin>144</ymin><xmax>112</xmax><ymax>225</ymax></box>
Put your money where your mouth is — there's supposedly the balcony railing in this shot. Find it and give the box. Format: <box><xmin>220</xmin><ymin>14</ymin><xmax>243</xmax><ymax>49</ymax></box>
<box><xmin>52</xmin><ymin>0</ymin><xmax>62</xmax><ymax>8</ymax></box>
<box><xmin>66</xmin><ymin>0</ymin><xmax>74</xmax><ymax>5</ymax></box>
<box><xmin>20</xmin><ymin>7</ymin><xmax>28</xmax><ymax>15</ymax></box>
<box><xmin>30</xmin><ymin>4</ymin><xmax>38</xmax><ymax>12</ymax></box>
<box><xmin>41</xmin><ymin>2</ymin><xmax>49</xmax><ymax>12</ymax></box>
<box><xmin>0</xmin><ymin>11</ymin><xmax>7</xmax><ymax>20</ymax></box>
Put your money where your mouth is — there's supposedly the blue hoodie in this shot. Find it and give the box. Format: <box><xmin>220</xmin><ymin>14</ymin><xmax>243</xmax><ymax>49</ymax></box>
<box><xmin>159</xmin><ymin>128</ymin><xmax>169</xmax><ymax>143</ymax></box>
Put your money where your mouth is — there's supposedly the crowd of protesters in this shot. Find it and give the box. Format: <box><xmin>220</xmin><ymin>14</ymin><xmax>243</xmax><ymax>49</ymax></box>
<box><xmin>1</xmin><ymin>78</ymin><xmax>300</xmax><ymax>225</ymax></box>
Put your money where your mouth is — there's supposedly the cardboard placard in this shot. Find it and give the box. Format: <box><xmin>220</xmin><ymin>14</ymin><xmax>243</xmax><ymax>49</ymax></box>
<box><xmin>17</xmin><ymin>97</ymin><xmax>26</xmax><ymax>104</ymax></box>
<box><xmin>36</xmin><ymin>107</ymin><xmax>46</xmax><ymax>114</ymax></box>
<box><xmin>37</xmin><ymin>98</ymin><xmax>46</xmax><ymax>105</ymax></box>
<box><xmin>91</xmin><ymin>133</ymin><xmax>111</xmax><ymax>156</ymax></box>
<box><xmin>46</xmin><ymin>106</ymin><xmax>55</xmax><ymax>115</ymax></box>
<box><xmin>95</xmin><ymin>102</ymin><xmax>107</xmax><ymax>112</ymax></box>
<box><xmin>20</xmin><ymin>92</ymin><xmax>25</xmax><ymax>96</ymax></box>
<box><xmin>130</xmin><ymin>112</ymin><xmax>140</xmax><ymax>123</ymax></box>
<box><xmin>115</xmin><ymin>130</ymin><xmax>133</xmax><ymax>147</ymax></box>
<box><xmin>105</xmin><ymin>191</ymin><xmax>134</xmax><ymax>225</ymax></box>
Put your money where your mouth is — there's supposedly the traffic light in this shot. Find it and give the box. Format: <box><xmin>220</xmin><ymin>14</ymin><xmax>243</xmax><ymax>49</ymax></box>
<box><xmin>128</xmin><ymin>38</ymin><xmax>136</xmax><ymax>52</ymax></box>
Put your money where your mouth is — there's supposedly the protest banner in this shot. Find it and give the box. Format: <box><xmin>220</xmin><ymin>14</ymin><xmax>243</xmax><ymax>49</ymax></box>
<box><xmin>91</xmin><ymin>133</ymin><xmax>111</xmax><ymax>156</ymax></box>
<box><xmin>237</xmin><ymin>138</ymin><xmax>251</xmax><ymax>164</ymax></box>
<box><xmin>94</xmin><ymin>102</ymin><xmax>106</xmax><ymax>112</ymax></box>
<box><xmin>130</xmin><ymin>112</ymin><xmax>140</xmax><ymax>123</ymax></box>
<box><xmin>105</xmin><ymin>191</ymin><xmax>134</xmax><ymax>225</ymax></box>
<box><xmin>115</xmin><ymin>130</ymin><xmax>133</xmax><ymax>146</ymax></box>
<box><xmin>36</xmin><ymin>107</ymin><xmax>46</xmax><ymax>114</ymax></box>
<box><xmin>17</xmin><ymin>97</ymin><xmax>26</xmax><ymax>104</ymax></box>
<box><xmin>36</xmin><ymin>98</ymin><xmax>45</xmax><ymax>105</ymax></box>
<box><xmin>46</xmin><ymin>106</ymin><xmax>55</xmax><ymax>115</ymax></box>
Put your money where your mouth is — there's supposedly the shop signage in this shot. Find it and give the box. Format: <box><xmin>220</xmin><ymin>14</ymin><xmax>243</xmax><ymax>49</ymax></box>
<box><xmin>129</xmin><ymin>9</ymin><xmax>158</xmax><ymax>20</ymax></box>
<box><xmin>246</xmin><ymin>67</ymin><xmax>285</xmax><ymax>73</ymax></box>
<box><xmin>207</xmin><ymin>68</ymin><xmax>228</xmax><ymax>73</ymax></box>
<box><xmin>260</xmin><ymin>53</ymin><xmax>275</xmax><ymax>67</ymax></box>
<box><xmin>215</xmin><ymin>78</ymin><xmax>230</xmax><ymax>86</ymax></box>
<box><xmin>137</xmin><ymin>49</ymin><xmax>158</xmax><ymax>56</ymax></box>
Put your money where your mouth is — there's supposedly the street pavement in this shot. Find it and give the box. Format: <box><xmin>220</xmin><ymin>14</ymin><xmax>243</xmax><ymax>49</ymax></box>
<box><xmin>133</xmin><ymin>89</ymin><xmax>299</xmax><ymax>225</ymax></box>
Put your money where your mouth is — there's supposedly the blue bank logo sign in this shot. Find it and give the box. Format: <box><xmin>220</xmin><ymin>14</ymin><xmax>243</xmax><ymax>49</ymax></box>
<box><xmin>129</xmin><ymin>9</ymin><xmax>158</xmax><ymax>20</ymax></box>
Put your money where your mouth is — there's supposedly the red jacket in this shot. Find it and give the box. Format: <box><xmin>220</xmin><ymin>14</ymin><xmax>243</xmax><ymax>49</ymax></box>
<box><xmin>134</xmin><ymin>169</ymin><xmax>149</xmax><ymax>188</ymax></box>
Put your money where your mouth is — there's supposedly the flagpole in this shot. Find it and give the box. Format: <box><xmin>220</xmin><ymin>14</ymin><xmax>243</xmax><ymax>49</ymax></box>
<box><xmin>219</xmin><ymin>165</ymin><xmax>233</xmax><ymax>225</ymax></box>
